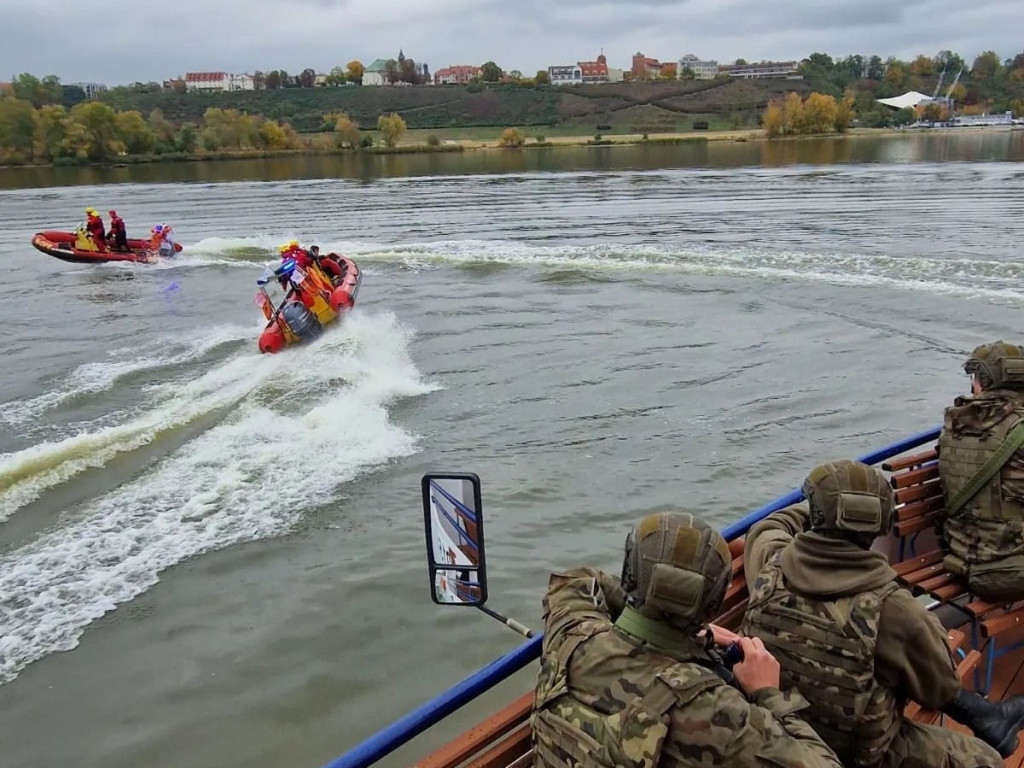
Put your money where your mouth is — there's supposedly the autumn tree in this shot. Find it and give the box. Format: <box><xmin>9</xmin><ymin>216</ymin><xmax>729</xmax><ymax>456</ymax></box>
<box><xmin>534</xmin><ymin>69</ymin><xmax>551</xmax><ymax>86</ymax></box>
<box><xmin>480</xmin><ymin>61</ymin><xmax>503</xmax><ymax>82</ymax></box>
<box><xmin>328</xmin><ymin>111</ymin><xmax>361</xmax><ymax>148</ymax></box>
<box><xmin>498</xmin><ymin>127</ymin><xmax>524</xmax><ymax>147</ymax></box>
<box><xmin>12</xmin><ymin>73</ymin><xmax>63</xmax><ymax>107</ymax></box>
<box><xmin>384</xmin><ymin>59</ymin><xmax>399</xmax><ymax>85</ymax></box>
<box><xmin>834</xmin><ymin>95</ymin><xmax>855</xmax><ymax>132</ymax></box>
<box><xmin>298</xmin><ymin>68</ymin><xmax>316</xmax><ymax>88</ymax></box>
<box><xmin>377</xmin><ymin>112</ymin><xmax>406</xmax><ymax>147</ymax></box>
<box><xmin>265</xmin><ymin>71</ymin><xmax>282</xmax><ymax>89</ymax></box>
<box><xmin>921</xmin><ymin>102</ymin><xmax>944</xmax><ymax>123</ymax></box>
<box><xmin>346</xmin><ymin>60</ymin><xmax>364</xmax><ymax>85</ymax></box>
<box><xmin>658</xmin><ymin>63</ymin><xmax>677</xmax><ymax>81</ymax></box>
<box><xmin>762</xmin><ymin>101</ymin><xmax>784</xmax><ymax>138</ymax></box>
<box><xmin>782</xmin><ymin>91</ymin><xmax>804</xmax><ymax>134</ymax></box>
<box><xmin>147</xmin><ymin>108</ymin><xmax>176</xmax><ymax>151</ymax></box>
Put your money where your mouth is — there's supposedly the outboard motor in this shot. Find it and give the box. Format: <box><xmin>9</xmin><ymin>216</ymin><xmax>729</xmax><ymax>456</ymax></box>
<box><xmin>280</xmin><ymin>301</ymin><xmax>323</xmax><ymax>342</ymax></box>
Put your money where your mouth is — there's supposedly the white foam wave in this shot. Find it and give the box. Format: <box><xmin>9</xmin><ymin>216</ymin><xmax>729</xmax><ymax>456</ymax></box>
<box><xmin>0</xmin><ymin>325</ymin><xmax>252</xmax><ymax>427</ymax></box>
<box><xmin>336</xmin><ymin>239</ymin><xmax>1024</xmax><ymax>301</ymax></box>
<box><xmin>0</xmin><ymin>310</ymin><xmax>439</xmax><ymax>685</ymax></box>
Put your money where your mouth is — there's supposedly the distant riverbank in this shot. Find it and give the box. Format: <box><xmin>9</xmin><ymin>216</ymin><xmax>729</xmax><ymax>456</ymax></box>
<box><xmin>26</xmin><ymin>124</ymin><xmax>1014</xmax><ymax>170</ymax></box>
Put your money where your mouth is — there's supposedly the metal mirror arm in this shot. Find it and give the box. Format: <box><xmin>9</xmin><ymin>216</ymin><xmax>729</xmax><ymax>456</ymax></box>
<box><xmin>475</xmin><ymin>605</ymin><xmax>535</xmax><ymax>638</ymax></box>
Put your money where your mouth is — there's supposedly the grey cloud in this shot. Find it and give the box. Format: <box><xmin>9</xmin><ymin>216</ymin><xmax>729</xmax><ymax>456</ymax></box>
<box><xmin>0</xmin><ymin>0</ymin><xmax>1020</xmax><ymax>85</ymax></box>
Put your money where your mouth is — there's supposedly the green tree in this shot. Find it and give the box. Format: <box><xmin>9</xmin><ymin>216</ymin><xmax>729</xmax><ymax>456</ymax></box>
<box><xmin>480</xmin><ymin>61</ymin><xmax>503</xmax><ymax>82</ymax></box>
<box><xmin>34</xmin><ymin>104</ymin><xmax>67</xmax><ymax>161</ymax></box>
<box><xmin>147</xmin><ymin>108</ymin><xmax>176</xmax><ymax>152</ymax></box>
<box><xmin>534</xmin><ymin>69</ymin><xmax>551</xmax><ymax>86</ymax></box>
<box><xmin>68</xmin><ymin>100</ymin><xmax>119</xmax><ymax>160</ymax></box>
<box><xmin>176</xmin><ymin>122</ymin><xmax>199</xmax><ymax>153</ymax></box>
<box><xmin>893</xmin><ymin>106</ymin><xmax>917</xmax><ymax>126</ymax></box>
<box><xmin>115</xmin><ymin>110</ymin><xmax>156</xmax><ymax>154</ymax></box>
<box><xmin>327</xmin><ymin>66</ymin><xmax>347</xmax><ymax>86</ymax></box>
<box><xmin>0</xmin><ymin>97</ymin><xmax>37</xmax><ymax>162</ymax></box>
<box><xmin>377</xmin><ymin>112</ymin><xmax>406</xmax><ymax>147</ymax></box>
<box><xmin>265</xmin><ymin>71</ymin><xmax>282</xmax><ymax>89</ymax></box>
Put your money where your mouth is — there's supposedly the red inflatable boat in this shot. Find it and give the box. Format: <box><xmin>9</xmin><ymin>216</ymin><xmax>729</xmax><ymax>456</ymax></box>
<box><xmin>31</xmin><ymin>230</ymin><xmax>182</xmax><ymax>264</ymax></box>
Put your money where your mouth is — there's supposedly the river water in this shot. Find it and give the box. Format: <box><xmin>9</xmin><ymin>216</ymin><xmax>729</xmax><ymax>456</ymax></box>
<box><xmin>1</xmin><ymin>132</ymin><xmax>1023</xmax><ymax>768</ymax></box>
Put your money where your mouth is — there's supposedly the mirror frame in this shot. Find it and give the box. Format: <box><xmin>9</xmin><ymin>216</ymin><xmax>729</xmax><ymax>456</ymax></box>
<box><xmin>421</xmin><ymin>472</ymin><xmax>488</xmax><ymax>607</ymax></box>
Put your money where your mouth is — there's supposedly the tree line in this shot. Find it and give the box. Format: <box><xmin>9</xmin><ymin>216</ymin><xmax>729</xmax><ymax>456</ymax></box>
<box><xmin>797</xmin><ymin>49</ymin><xmax>1024</xmax><ymax>127</ymax></box>
<box><xmin>0</xmin><ymin>96</ymin><xmax>308</xmax><ymax>164</ymax></box>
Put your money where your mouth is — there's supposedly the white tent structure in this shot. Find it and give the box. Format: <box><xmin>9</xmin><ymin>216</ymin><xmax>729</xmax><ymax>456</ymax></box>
<box><xmin>876</xmin><ymin>91</ymin><xmax>930</xmax><ymax>110</ymax></box>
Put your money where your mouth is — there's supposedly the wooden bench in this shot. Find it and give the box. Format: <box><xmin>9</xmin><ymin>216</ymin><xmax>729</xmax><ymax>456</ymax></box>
<box><xmin>884</xmin><ymin>447</ymin><xmax>1024</xmax><ymax>693</ymax></box>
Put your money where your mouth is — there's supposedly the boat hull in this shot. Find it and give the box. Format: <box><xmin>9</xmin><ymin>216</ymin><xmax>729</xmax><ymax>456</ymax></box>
<box><xmin>258</xmin><ymin>255</ymin><xmax>362</xmax><ymax>354</ymax></box>
<box><xmin>31</xmin><ymin>230</ymin><xmax>182</xmax><ymax>264</ymax></box>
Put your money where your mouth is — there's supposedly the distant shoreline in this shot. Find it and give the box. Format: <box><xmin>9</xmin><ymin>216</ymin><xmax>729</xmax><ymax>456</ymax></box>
<box><xmin>6</xmin><ymin>125</ymin><xmax>1019</xmax><ymax>169</ymax></box>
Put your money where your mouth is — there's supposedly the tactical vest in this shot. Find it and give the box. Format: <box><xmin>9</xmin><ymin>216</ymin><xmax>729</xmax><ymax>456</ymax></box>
<box><xmin>532</xmin><ymin>619</ymin><xmax>723</xmax><ymax>768</ymax></box>
<box><xmin>741</xmin><ymin>555</ymin><xmax>900</xmax><ymax>768</ymax></box>
<box><xmin>939</xmin><ymin>397</ymin><xmax>1024</xmax><ymax>521</ymax></box>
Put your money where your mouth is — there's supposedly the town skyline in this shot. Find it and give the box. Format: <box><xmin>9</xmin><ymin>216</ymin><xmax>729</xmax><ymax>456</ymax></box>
<box><xmin>1</xmin><ymin>0</ymin><xmax>1020</xmax><ymax>86</ymax></box>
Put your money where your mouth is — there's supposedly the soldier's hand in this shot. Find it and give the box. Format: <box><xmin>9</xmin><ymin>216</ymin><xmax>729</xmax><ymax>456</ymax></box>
<box><xmin>732</xmin><ymin>636</ymin><xmax>781</xmax><ymax>695</ymax></box>
<box><xmin>701</xmin><ymin>623</ymin><xmax>740</xmax><ymax>647</ymax></box>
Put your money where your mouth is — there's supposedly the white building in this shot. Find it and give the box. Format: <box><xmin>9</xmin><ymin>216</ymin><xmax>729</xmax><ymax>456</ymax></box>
<box><xmin>548</xmin><ymin>64</ymin><xmax>583</xmax><ymax>86</ymax></box>
<box><xmin>718</xmin><ymin>61</ymin><xmax>800</xmax><ymax>79</ymax></box>
<box><xmin>362</xmin><ymin>59</ymin><xmax>388</xmax><ymax>86</ymax></box>
<box><xmin>71</xmin><ymin>82</ymin><xmax>108</xmax><ymax>98</ymax></box>
<box><xmin>677</xmin><ymin>54</ymin><xmax>718</xmax><ymax>80</ymax></box>
<box><xmin>229</xmin><ymin>73</ymin><xmax>255</xmax><ymax>91</ymax></box>
<box><xmin>184</xmin><ymin>72</ymin><xmax>257</xmax><ymax>92</ymax></box>
<box><xmin>607</xmin><ymin>67</ymin><xmax>624</xmax><ymax>83</ymax></box>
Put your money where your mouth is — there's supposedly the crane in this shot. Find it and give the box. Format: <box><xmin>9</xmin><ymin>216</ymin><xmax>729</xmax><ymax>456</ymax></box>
<box><xmin>932</xmin><ymin>69</ymin><xmax>946</xmax><ymax>100</ymax></box>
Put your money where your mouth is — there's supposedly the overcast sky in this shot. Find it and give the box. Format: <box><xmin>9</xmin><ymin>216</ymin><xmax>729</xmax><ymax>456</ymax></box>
<box><xmin>1</xmin><ymin>0</ymin><xmax>1020</xmax><ymax>85</ymax></box>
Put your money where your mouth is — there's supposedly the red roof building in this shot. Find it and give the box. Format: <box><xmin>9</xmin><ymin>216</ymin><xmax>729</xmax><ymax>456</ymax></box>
<box><xmin>434</xmin><ymin>66</ymin><xmax>481</xmax><ymax>85</ymax></box>
<box><xmin>631</xmin><ymin>53</ymin><xmax>664</xmax><ymax>81</ymax></box>
<box><xmin>579</xmin><ymin>54</ymin><xmax>609</xmax><ymax>83</ymax></box>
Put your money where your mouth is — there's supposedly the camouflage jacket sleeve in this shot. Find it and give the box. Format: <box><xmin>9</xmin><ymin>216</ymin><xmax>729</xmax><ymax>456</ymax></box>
<box><xmin>743</xmin><ymin>504</ymin><xmax>810</xmax><ymax>593</ymax></box>
<box><xmin>874</xmin><ymin>589</ymin><xmax>959</xmax><ymax>708</ymax></box>
<box><xmin>661</xmin><ymin>684</ymin><xmax>843</xmax><ymax>767</ymax></box>
<box><xmin>541</xmin><ymin>567</ymin><xmax>626</xmax><ymax>640</ymax></box>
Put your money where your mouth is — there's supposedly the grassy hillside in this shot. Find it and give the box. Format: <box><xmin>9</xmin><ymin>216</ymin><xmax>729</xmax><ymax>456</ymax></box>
<box><xmin>101</xmin><ymin>79</ymin><xmax>811</xmax><ymax>134</ymax></box>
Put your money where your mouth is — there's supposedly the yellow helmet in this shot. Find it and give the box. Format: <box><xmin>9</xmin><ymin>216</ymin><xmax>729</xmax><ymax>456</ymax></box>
<box><xmin>289</xmin><ymin>239</ymin><xmax>300</xmax><ymax>249</ymax></box>
<box><xmin>85</xmin><ymin>207</ymin><xmax>97</xmax><ymax>215</ymax></box>
<box><xmin>278</xmin><ymin>243</ymin><xmax>291</xmax><ymax>254</ymax></box>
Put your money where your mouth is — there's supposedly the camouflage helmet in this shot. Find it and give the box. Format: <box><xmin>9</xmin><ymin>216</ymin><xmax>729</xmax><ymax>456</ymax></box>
<box><xmin>620</xmin><ymin>511</ymin><xmax>732</xmax><ymax>630</ymax></box>
<box><xmin>964</xmin><ymin>341</ymin><xmax>1024</xmax><ymax>391</ymax></box>
<box><xmin>804</xmin><ymin>460</ymin><xmax>894</xmax><ymax>539</ymax></box>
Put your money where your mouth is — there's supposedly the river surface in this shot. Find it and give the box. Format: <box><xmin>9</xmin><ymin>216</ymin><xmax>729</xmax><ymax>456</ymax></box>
<box><xmin>1</xmin><ymin>132</ymin><xmax>1023</xmax><ymax>768</ymax></box>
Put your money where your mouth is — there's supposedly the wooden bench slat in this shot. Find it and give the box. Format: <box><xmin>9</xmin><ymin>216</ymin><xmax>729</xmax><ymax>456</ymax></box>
<box><xmin>894</xmin><ymin>512</ymin><xmax>941</xmax><ymax>537</ymax></box>
<box><xmin>931</xmin><ymin>582</ymin><xmax>969</xmax><ymax>601</ymax></box>
<box><xmin>891</xmin><ymin>464</ymin><xmax>940</xmax><ymax>489</ymax></box>
<box><xmin>982</xmin><ymin>608</ymin><xmax>1024</xmax><ymax>638</ymax></box>
<box><xmin>882</xmin><ymin>449</ymin><xmax>938</xmax><ymax>473</ymax></box>
<box><xmin>896</xmin><ymin>496</ymin><xmax>944</xmax><ymax>522</ymax></box>
<box><xmin>901</xmin><ymin>563</ymin><xmax>948</xmax><ymax>587</ymax></box>
<box><xmin>919</xmin><ymin>572</ymin><xmax>959</xmax><ymax>593</ymax></box>
<box><xmin>892</xmin><ymin>549</ymin><xmax>945</xmax><ymax>576</ymax></box>
<box><xmin>894</xmin><ymin>479</ymin><xmax>943</xmax><ymax>505</ymax></box>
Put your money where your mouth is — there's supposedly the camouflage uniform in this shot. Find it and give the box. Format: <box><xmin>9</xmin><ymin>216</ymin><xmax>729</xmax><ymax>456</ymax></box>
<box><xmin>743</xmin><ymin>503</ymin><xmax>1003</xmax><ymax>768</ymax></box>
<box><xmin>939</xmin><ymin>388</ymin><xmax>1024</xmax><ymax>601</ymax></box>
<box><xmin>533</xmin><ymin>566</ymin><xmax>844</xmax><ymax>768</ymax></box>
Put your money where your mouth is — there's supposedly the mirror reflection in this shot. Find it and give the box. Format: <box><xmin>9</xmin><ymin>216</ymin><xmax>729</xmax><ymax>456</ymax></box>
<box><xmin>433</xmin><ymin>568</ymin><xmax>484</xmax><ymax>605</ymax></box>
<box><xmin>426</xmin><ymin>476</ymin><xmax>481</xmax><ymax>568</ymax></box>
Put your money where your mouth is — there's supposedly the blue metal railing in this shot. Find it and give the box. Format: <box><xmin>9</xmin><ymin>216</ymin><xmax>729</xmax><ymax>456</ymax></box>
<box><xmin>321</xmin><ymin>425</ymin><xmax>942</xmax><ymax>768</ymax></box>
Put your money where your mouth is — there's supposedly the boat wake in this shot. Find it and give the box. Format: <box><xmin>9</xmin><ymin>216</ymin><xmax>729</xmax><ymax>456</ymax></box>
<box><xmin>0</xmin><ymin>310</ymin><xmax>439</xmax><ymax>686</ymax></box>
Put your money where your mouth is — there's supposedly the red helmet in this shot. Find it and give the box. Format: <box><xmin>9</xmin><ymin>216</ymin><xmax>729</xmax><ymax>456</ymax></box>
<box><xmin>108</xmin><ymin>210</ymin><xmax>117</xmax><ymax>216</ymax></box>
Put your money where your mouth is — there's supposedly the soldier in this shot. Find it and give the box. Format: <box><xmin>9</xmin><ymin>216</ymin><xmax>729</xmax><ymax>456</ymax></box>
<box><xmin>532</xmin><ymin>511</ymin><xmax>844</xmax><ymax>768</ymax></box>
<box><xmin>939</xmin><ymin>341</ymin><xmax>1024</xmax><ymax>602</ymax></box>
<box><xmin>742</xmin><ymin>459</ymin><xmax>1024</xmax><ymax>768</ymax></box>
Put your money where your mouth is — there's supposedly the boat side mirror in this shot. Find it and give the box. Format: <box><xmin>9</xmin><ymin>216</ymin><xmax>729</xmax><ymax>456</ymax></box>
<box><xmin>421</xmin><ymin>473</ymin><xmax>487</xmax><ymax>607</ymax></box>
